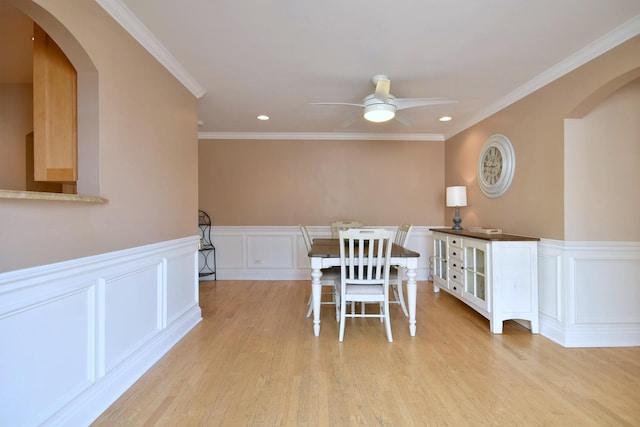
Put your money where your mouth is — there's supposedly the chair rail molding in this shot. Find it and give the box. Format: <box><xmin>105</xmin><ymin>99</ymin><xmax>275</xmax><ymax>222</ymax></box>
<box><xmin>205</xmin><ymin>225</ymin><xmax>434</xmax><ymax>282</ymax></box>
<box><xmin>0</xmin><ymin>236</ymin><xmax>202</xmax><ymax>426</ymax></box>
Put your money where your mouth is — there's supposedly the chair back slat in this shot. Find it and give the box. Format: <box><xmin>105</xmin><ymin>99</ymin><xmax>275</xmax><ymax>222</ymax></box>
<box><xmin>394</xmin><ymin>223</ymin><xmax>413</xmax><ymax>247</ymax></box>
<box><xmin>339</xmin><ymin>228</ymin><xmax>392</xmax><ymax>285</ymax></box>
<box><xmin>337</xmin><ymin>227</ymin><xmax>394</xmax><ymax>342</ymax></box>
<box><xmin>299</xmin><ymin>224</ymin><xmax>313</xmax><ymax>252</ymax></box>
<box><xmin>331</xmin><ymin>220</ymin><xmax>364</xmax><ymax>238</ymax></box>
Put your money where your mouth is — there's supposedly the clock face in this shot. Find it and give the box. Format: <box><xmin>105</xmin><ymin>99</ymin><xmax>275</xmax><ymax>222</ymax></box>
<box><xmin>477</xmin><ymin>134</ymin><xmax>515</xmax><ymax>198</ymax></box>
<box><xmin>482</xmin><ymin>146</ymin><xmax>503</xmax><ymax>185</ymax></box>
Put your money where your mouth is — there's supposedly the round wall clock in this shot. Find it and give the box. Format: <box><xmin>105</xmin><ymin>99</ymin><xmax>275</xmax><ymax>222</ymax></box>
<box><xmin>477</xmin><ymin>134</ymin><xmax>515</xmax><ymax>198</ymax></box>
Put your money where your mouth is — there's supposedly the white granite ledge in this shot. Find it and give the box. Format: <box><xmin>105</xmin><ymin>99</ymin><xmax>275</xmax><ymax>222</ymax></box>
<box><xmin>0</xmin><ymin>189</ymin><xmax>107</xmax><ymax>203</ymax></box>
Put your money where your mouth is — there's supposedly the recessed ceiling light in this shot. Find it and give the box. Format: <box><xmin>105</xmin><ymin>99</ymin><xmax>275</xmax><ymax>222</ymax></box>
<box><xmin>439</xmin><ymin>116</ymin><xmax>452</xmax><ymax>122</ymax></box>
<box><xmin>257</xmin><ymin>115</ymin><xmax>269</xmax><ymax>121</ymax></box>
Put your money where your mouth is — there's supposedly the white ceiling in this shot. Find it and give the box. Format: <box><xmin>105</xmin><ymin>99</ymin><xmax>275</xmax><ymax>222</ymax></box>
<box><xmin>41</xmin><ymin>1</ymin><xmax>640</xmax><ymax>140</ymax></box>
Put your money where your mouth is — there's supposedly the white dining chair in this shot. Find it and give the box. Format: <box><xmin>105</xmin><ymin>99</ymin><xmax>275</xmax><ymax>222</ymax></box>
<box><xmin>337</xmin><ymin>228</ymin><xmax>394</xmax><ymax>342</ymax></box>
<box><xmin>330</xmin><ymin>220</ymin><xmax>363</xmax><ymax>238</ymax></box>
<box><xmin>300</xmin><ymin>225</ymin><xmax>340</xmax><ymax>321</ymax></box>
<box><xmin>388</xmin><ymin>224</ymin><xmax>413</xmax><ymax>317</ymax></box>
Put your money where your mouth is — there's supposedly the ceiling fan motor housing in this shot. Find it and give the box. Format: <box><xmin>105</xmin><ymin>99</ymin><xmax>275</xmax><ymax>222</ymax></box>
<box><xmin>363</xmin><ymin>94</ymin><xmax>396</xmax><ymax>122</ymax></box>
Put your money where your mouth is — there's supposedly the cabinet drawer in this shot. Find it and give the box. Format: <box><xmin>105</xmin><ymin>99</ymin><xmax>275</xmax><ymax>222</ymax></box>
<box><xmin>448</xmin><ymin>257</ymin><xmax>463</xmax><ymax>273</ymax></box>
<box><xmin>448</xmin><ymin>236</ymin><xmax>462</xmax><ymax>248</ymax></box>
<box><xmin>449</xmin><ymin>275</ymin><xmax>463</xmax><ymax>296</ymax></box>
<box><xmin>448</xmin><ymin>269</ymin><xmax>463</xmax><ymax>285</ymax></box>
<box><xmin>448</xmin><ymin>246</ymin><xmax>463</xmax><ymax>261</ymax></box>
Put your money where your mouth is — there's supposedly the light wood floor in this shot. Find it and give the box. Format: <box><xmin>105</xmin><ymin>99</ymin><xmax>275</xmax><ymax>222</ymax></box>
<box><xmin>92</xmin><ymin>280</ymin><xmax>640</xmax><ymax>426</ymax></box>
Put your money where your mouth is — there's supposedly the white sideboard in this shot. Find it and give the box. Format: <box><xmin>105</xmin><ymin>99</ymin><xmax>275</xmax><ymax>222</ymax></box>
<box><xmin>432</xmin><ymin>229</ymin><xmax>539</xmax><ymax>334</ymax></box>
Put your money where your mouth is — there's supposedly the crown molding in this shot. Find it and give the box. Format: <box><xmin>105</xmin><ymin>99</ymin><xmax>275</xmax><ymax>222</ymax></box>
<box><xmin>197</xmin><ymin>132</ymin><xmax>445</xmax><ymax>142</ymax></box>
<box><xmin>446</xmin><ymin>14</ymin><xmax>640</xmax><ymax>140</ymax></box>
<box><xmin>97</xmin><ymin>1</ymin><xmax>638</xmax><ymax>141</ymax></box>
<box><xmin>95</xmin><ymin>0</ymin><xmax>206</xmax><ymax>98</ymax></box>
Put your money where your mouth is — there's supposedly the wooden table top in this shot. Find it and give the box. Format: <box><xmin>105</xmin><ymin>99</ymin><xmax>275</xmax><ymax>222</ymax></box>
<box><xmin>430</xmin><ymin>228</ymin><xmax>540</xmax><ymax>242</ymax></box>
<box><xmin>308</xmin><ymin>238</ymin><xmax>420</xmax><ymax>258</ymax></box>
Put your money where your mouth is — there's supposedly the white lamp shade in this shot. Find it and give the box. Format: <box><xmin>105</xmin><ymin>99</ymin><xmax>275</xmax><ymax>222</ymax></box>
<box><xmin>446</xmin><ymin>186</ymin><xmax>467</xmax><ymax>207</ymax></box>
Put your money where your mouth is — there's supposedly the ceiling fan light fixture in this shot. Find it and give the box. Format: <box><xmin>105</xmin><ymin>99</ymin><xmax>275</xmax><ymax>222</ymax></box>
<box><xmin>363</xmin><ymin>103</ymin><xmax>396</xmax><ymax>123</ymax></box>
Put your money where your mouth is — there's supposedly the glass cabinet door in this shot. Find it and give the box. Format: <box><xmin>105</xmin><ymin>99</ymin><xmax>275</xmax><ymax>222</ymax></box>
<box><xmin>432</xmin><ymin>235</ymin><xmax>448</xmax><ymax>283</ymax></box>
<box><xmin>463</xmin><ymin>240</ymin><xmax>488</xmax><ymax>310</ymax></box>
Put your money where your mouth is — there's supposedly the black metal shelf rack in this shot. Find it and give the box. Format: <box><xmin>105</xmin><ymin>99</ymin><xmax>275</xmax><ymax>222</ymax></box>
<box><xmin>198</xmin><ymin>210</ymin><xmax>216</xmax><ymax>279</ymax></box>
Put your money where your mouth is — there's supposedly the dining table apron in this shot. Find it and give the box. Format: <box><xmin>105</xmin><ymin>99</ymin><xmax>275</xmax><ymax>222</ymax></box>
<box><xmin>308</xmin><ymin>238</ymin><xmax>420</xmax><ymax>337</ymax></box>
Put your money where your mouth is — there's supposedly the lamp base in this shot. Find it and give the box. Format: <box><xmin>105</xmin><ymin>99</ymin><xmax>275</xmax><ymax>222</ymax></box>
<box><xmin>451</xmin><ymin>206</ymin><xmax>463</xmax><ymax>230</ymax></box>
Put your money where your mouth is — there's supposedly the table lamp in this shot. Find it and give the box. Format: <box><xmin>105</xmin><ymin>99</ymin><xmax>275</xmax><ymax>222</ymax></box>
<box><xmin>446</xmin><ymin>186</ymin><xmax>467</xmax><ymax>230</ymax></box>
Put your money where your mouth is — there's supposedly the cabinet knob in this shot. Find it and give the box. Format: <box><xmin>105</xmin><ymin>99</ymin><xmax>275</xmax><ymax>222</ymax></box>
<box><xmin>452</xmin><ymin>251</ymin><xmax>457</xmax><ymax>256</ymax></box>
<box><xmin>453</xmin><ymin>286</ymin><xmax>457</xmax><ymax>290</ymax></box>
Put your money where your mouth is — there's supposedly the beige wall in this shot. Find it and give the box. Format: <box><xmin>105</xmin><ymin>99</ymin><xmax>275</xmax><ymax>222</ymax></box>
<box><xmin>0</xmin><ymin>0</ymin><xmax>199</xmax><ymax>272</ymax></box>
<box><xmin>444</xmin><ymin>35</ymin><xmax>640</xmax><ymax>240</ymax></box>
<box><xmin>564</xmin><ymin>79</ymin><xmax>640</xmax><ymax>241</ymax></box>
<box><xmin>198</xmin><ymin>37</ymin><xmax>640</xmax><ymax>234</ymax></box>
<box><xmin>0</xmin><ymin>84</ymin><xmax>31</xmax><ymax>190</ymax></box>
<box><xmin>199</xmin><ymin>139</ymin><xmax>445</xmax><ymax>226</ymax></box>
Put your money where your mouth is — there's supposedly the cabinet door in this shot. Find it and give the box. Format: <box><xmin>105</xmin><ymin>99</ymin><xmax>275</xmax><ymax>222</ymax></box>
<box><xmin>432</xmin><ymin>234</ymin><xmax>448</xmax><ymax>288</ymax></box>
<box><xmin>33</xmin><ymin>23</ymin><xmax>77</xmax><ymax>184</ymax></box>
<box><xmin>463</xmin><ymin>239</ymin><xmax>489</xmax><ymax>312</ymax></box>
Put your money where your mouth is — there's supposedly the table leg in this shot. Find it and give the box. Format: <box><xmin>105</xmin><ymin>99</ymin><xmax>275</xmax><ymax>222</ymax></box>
<box><xmin>311</xmin><ymin>267</ymin><xmax>323</xmax><ymax>336</ymax></box>
<box><xmin>406</xmin><ymin>265</ymin><xmax>417</xmax><ymax>336</ymax></box>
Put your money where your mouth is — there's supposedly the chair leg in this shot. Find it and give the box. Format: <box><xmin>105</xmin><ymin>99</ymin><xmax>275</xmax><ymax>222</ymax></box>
<box><xmin>384</xmin><ymin>302</ymin><xmax>393</xmax><ymax>343</ymax></box>
<box><xmin>339</xmin><ymin>298</ymin><xmax>347</xmax><ymax>342</ymax></box>
<box><xmin>334</xmin><ymin>286</ymin><xmax>340</xmax><ymax>322</ymax></box>
<box><xmin>306</xmin><ymin>293</ymin><xmax>313</xmax><ymax>317</ymax></box>
<box><xmin>395</xmin><ymin>276</ymin><xmax>409</xmax><ymax>317</ymax></box>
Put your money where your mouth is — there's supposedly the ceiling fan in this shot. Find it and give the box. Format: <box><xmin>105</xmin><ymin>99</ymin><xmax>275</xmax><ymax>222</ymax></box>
<box><xmin>310</xmin><ymin>75</ymin><xmax>457</xmax><ymax>123</ymax></box>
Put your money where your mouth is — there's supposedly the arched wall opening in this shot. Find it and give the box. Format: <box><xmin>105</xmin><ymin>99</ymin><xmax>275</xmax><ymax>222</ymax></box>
<box><xmin>6</xmin><ymin>0</ymin><xmax>100</xmax><ymax>195</ymax></box>
<box><xmin>564</xmin><ymin>69</ymin><xmax>640</xmax><ymax>241</ymax></box>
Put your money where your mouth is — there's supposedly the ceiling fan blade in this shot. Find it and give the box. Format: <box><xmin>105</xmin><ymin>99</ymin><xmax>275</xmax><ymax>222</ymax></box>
<box><xmin>395</xmin><ymin>98</ymin><xmax>458</xmax><ymax>110</ymax></box>
<box><xmin>373</xmin><ymin>77</ymin><xmax>390</xmax><ymax>102</ymax></box>
<box><xmin>308</xmin><ymin>102</ymin><xmax>364</xmax><ymax>108</ymax></box>
<box><xmin>339</xmin><ymin>112</ymin><xmax>364</xmax><ymax>128</ymax></box>
<box><xmin>394</xmin><ymin>112</ymin><xmax>412</xmax><ymax>127</ymax></box>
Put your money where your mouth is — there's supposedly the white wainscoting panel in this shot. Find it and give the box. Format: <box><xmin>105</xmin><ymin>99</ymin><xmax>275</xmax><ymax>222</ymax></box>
<box><xmin>0</xmin><ymin>285</ymin><xmax>95</xmax><ymax>426</ymax></box>
<box><xmin>213</xmin><ymin>234</ymin><xmax>244</xmax><ymax>270</ymax></box>
<box><xmin>247</xmin><ymin>234</ymin><xmax>295</xmax><ymax>269</ymax></box>
<box><xmin>538</xmin><ymin>240</ymin><xmax>563</xmax><ymax>322</ymax></box>
<box><xmin>104</xmin><ymin>264</ymin><xmax>162</xmax><ymax>373</ymax></box>
<box><xmin>573</xmin><ymin>258</ymin><xmax>640</xmax><ymax>324</ymax></box>
<box><xmin>538</xmin><ymin>239</ymin><xmax>640</xmax><ymax>347</ymax></box>
<box><xmin>206</xmin><ymin>226</ymin><xmax>433</xmax><ymax>281</ymax></box>
<box><xmin>0</xmin><ymin>236</ymin><xmax>201</xmax><ymax>426</ymax></box>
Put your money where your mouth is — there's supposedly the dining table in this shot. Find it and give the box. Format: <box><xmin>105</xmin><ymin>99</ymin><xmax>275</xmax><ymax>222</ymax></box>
<box><xmin>308</xmin><ymin>238</ymin><xmax>420</xmax><ymax>337</ymax></box>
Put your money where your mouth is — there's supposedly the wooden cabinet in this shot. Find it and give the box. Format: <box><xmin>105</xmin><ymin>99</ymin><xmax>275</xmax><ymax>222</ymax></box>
<box><xmin>32</xmin><ymin>23</ymin><xmax>77</xmax><ymax>186</ymax></box>
<box><xmin>432</xmin><ymin>229</ymin><xmax>539</xmax><ymax>334</ymax></box>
